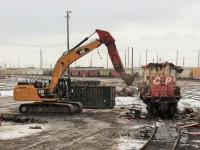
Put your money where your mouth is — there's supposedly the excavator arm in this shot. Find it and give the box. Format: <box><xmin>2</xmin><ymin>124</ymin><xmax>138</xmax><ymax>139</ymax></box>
<box><xmin>49</xmin><ymin>29</ymin><xmax>135</xmax><ymax>93</ymax></box>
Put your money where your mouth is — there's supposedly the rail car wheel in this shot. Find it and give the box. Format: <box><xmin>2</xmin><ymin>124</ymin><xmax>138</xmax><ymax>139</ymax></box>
<box><xmin>173</xmin><ymin>102</ymin><xmax>178</xmax><ymax>114</ymax></box>
<box><xmin>152</xmin><ymin>104</ymin><xmax>157</xmax><ymax>115</ymax></box>
<box><xmin>168</xmin><ymin>104</ymin><xmax>175</xmax><ymax>117</ymax></box>
<box><xmin>19</xmin><ymin>104</ymin><xmax>28</xmax><ymax>113</ymax></box>
<box><xmin>147</xmin><ymin>102</ymin><xmax>154</xmax><ymax>117</ymax></box>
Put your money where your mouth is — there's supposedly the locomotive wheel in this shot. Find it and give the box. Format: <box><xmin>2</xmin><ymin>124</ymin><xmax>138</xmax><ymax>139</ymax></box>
<box><xmin>173</xmin><ymin>102</ymin><xmax>178</xmax><ymax>113</ymax></box>
<box><xmin>168</xmin><ymin>104</ymin><xmax>174</xmax><ymax>117</ymax></box>
<box><xmin>147</xmin><ymin>102</ymin><xmax>154</xmax><ymax>117</ymax></box>
<box><xmin>152</xmin><ymin>104</ymin><xmax>157</xmax><ymax>115</ymax></box>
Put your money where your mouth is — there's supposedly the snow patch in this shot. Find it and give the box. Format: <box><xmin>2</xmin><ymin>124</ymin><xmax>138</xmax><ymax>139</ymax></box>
<box><xmin>178</xmin><ymin>98</ymin><xmax>200</xmax><ymax>112</ymax></box>
<box><xmin>0</xmin><ymin>90</ymin><xmax>13</xmax><ymax>97</ymax></box>
<box><xmin>0</xmin><ymin>122</ymin><xmax>48</xmax><ymax>140</ymax></box>
<box><xmin>118</xmin><ymin>138</ymin><xmax>145</xmax><ymax>150</ymax></box>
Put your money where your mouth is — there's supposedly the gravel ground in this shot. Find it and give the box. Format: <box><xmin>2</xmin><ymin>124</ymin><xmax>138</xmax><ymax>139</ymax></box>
<box><xmin>1</xmin><ymin>77</ymin><xmax>200</xmax><ymax>150</ymax></box>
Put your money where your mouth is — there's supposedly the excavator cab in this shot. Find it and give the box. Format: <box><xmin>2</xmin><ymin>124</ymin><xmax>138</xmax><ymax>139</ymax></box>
<box><xmin>53</xmin><ymin>77</ymin><xmax>72</xmax><ymax>100</ymax></box>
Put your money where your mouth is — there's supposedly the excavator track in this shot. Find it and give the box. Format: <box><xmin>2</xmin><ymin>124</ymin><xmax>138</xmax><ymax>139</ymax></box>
<box><xmin>59</xmin><ymin>101</ymin><xmax>83</xmax><ymax>114</ymax></box>
<box><xmin>19</xmin><ymin>102</ymin><xmax>75</xmax><ymax>115</ymax></box>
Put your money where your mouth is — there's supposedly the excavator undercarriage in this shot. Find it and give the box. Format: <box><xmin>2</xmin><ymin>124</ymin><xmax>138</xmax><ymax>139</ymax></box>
<box><xmin>15</xmin><ymin>78</ymin><xmax>83</xmax><ymax>114</ymax></box>
<box><xmin>19</xmin><ymin>101</ymin><xmax>83</xmax><ymax>114</ymax></box>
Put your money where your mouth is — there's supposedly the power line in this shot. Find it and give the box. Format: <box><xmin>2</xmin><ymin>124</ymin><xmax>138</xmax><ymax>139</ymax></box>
<box><xmin>0</xmin><ymin>50</ymin><xmax>38</xmax><ymax>57</ymax></box>
<box><xmin>0</xmin><ymin>40</ymin><xmax>68</xmax><ymax>48</ymax></box>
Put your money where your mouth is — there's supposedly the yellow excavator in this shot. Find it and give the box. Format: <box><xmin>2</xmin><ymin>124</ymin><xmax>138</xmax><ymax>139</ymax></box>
<box><xmin>13</xmin><ymin>29</ymin><xmax>135</xmax><ymax>114</ymax></box>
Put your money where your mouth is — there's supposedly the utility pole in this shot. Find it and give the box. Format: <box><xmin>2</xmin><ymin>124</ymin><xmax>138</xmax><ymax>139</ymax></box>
<box><xmin>139</xmin><ymin>53</ymin><xmax>141</xmax><ymax>69</ymax></box>
<box><xmin>131</xmin><ymin>47</ymin><xmax>134</xmax><ymax>75</ymax></box>
<box><xmin>125</xmin><ymin>49</ymin><xmax>126</xmax><ymax>68</ymax></box>
<box><xmin>128</xmin><ymin>47</ymin><xmax>129</xmax><ymax>68</ymax></box>
<box><xmin>183</xmin><ymin>57</ymin><xmax>185</xmax><ymax>67</ymax></box>
<box><xmin>18</xmin><ymin>58</ymin><xmax>19</xmax><ymax>69</ymax></box>
<box><xmin>107</xmin><ymin>52</ymin><xmax>108</xmax><ymax>68</ymax></box>
<box><xmin>40</xmin><ymin>49</ymin><xmax>43</xmax><ymax>69</ymax></box>
<box><xmin>65</xmin><ymin>10</ymin><xmax>71</xmax><ymax>76</ymax></box>
<box><xmin>176</xmin><ymin>51</ymin><xmax>178</xmax><ymax>66</ymax></box>
<box><xmin>157</xmin><ymin>51</ymin><xmax>158</xmax><ymax>63</ymax></box>
<box><xmin>146</xmin><ymin>50</ymin><xmax>148</xmax><ymax>65</ymax></box>
<box><xmin>90</xmin><ymin>54</ymin><xmax>93</xmax><ymax>67</ymax></box>
<box><xmin>198</xmin><ymin>50</ymin><xmax>200</xmax><ymax>67</ymax></box>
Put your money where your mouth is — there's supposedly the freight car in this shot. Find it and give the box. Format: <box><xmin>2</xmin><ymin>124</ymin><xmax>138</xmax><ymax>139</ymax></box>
<box><xmin>70</xmin><ymin>69</ymin><xmax>121</xmax><ymax>78</ymax></box>
<box><xmin>88</xmin><ymin>70</ymin><xmax>99</xmax><ymax>77</ymax></box>
<box><xmin>99</xmin><ymin>70</ymin><xmax>111</xmax><ymax>77</ymax></box>
<box><xmin>138</xmin><ymin>62</ymin><xmax>183</xmax><ymax>117</ymax></box>
<box><xmin>71</xmin><ymin>70</ymin><xmax>80</xmax><ymax>76</ymax></box>
<box><xmin>79</xmin><ymin>70</ymin><xmax>88</xmax><ymax>77</ymax></box>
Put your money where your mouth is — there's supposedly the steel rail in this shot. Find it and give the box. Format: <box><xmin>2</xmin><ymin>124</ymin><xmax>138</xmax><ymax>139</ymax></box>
<box><xmin>172</xmin><ymin>118</ymin><xmax>180</xmax><ymax>150</ymax></box>
<box><xmin>139</xmin><ymin>122</ymin><xmax>157</xmax><ymax>150</ymax></box>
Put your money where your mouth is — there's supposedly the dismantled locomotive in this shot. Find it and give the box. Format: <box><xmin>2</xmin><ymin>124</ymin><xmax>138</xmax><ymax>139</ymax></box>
<box><xmin>138</xmin><ymin>62</ymin><xmax>183</xmax><ymax>117</ymax></box>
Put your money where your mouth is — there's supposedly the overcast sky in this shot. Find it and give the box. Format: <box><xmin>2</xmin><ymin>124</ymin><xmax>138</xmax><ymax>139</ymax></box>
<box><xmin>1</xmin><ymin>0</ymin><xmax>200</xmax><ymax>69</ymax></box>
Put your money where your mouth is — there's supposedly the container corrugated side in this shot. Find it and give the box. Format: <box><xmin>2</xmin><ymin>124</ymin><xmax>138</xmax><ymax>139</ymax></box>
<box><xmin>70</xmin><ymin>85</ymin><xmax>115</xmax><ymax>109</ymax></box>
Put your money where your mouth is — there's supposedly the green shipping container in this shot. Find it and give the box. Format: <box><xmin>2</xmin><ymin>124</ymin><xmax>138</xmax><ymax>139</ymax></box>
<box><xmin>70</xmin><ymin>85</ymin><xmax>115</xmax><ymax>109</ymax></box>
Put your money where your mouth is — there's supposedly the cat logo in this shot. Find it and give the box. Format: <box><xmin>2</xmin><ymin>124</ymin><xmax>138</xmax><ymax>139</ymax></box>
<box><xmin>76</xmin><ymin>48</ymin><xmax>89</xmax><ymax>55</ymax></box>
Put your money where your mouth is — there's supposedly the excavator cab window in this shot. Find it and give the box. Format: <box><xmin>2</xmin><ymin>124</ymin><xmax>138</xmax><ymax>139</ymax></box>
<box><xmin>34</xmin><ymin>80</ymin><xmax>43</xmax><ymax>88</ymax></box>
<box><xmin>17</xmin><ymin>81</ymin><xmax>29</xmax><ymax>85</ymax></box>
<box><xmin>55</xmin><ymin>78</ymin><xmax>69</xmax><ymax>99</ymax></box>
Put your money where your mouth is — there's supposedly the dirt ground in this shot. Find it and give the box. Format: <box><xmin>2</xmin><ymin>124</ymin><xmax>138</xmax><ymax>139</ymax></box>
<box><xmin>0</xmin><ymin>96</ymin><xmax>150</xmax><ymax>150</ymax></box>
<box><xmin>1</xmin><ymin>78</ymin><xmax>200</xmax><ymax>150</ymax></box>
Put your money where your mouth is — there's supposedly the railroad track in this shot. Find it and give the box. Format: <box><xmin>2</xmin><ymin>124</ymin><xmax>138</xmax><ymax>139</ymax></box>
<box><xmin>140</xmin><ymin>118</ymin><xmax>180</xmax><ymax>150</ymax></box>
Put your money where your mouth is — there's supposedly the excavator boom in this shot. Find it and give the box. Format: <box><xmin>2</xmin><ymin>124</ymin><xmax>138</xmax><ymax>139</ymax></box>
<box><xmin>49</xmin><ymin>29</ymin><xmax>135</xmax><ymax>93</ymax></box>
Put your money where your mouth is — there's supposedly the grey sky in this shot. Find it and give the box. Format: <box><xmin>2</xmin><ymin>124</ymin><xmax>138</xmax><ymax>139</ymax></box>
<box><xmin>0</xmin><ymin>0</ymin><xmax>200</xmax><ymax>68</ymax></box>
